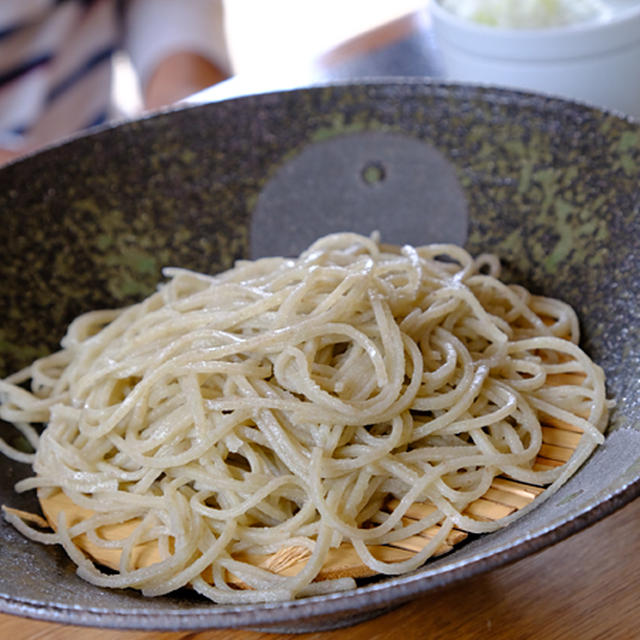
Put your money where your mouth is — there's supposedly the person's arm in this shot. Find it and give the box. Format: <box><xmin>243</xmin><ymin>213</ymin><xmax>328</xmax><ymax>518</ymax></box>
<box><xmin>124</xmin><ymin>0</ymin><xmax>232</xmax><ymax>111</ymax></box>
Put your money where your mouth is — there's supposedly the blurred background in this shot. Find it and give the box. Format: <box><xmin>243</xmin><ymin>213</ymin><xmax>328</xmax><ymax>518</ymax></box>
<box><xmin>117</xmin><ymin>0</ymin><xmax>438</xmax><ymax>116</ymax></box>
<box><xmin>2</xmin><ymin>0</ymin><xmax>638</xmax><ymax>165</ymax></box>
<box><xmin>225</xmin><ymin>0</ymin><xmax>429</xmax><ymax>74</ymax></box>
<box><xmin>0</xmin><ymin>0</ymin><xmax>436</xmax><ymax>164</ymax></box>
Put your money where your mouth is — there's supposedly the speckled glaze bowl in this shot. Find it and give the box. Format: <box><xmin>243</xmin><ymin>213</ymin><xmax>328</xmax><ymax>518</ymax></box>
<box><xmin>0</xmin><ymin>81</ymin><xmax>638</xmax><ymax>632</ymax></box>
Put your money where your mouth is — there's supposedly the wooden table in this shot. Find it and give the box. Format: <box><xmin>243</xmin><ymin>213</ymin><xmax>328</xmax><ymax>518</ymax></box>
<box><xmin>2</xmin><ymin>495</ymin><xmax>639</xmax><ymax>639</ymax></box>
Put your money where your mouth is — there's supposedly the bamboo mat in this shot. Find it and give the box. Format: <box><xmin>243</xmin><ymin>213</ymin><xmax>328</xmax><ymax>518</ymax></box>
<box><xmin>30</xmin><ymin>374</ymin><xmax>581</xmax><ymax>584</ymax></box>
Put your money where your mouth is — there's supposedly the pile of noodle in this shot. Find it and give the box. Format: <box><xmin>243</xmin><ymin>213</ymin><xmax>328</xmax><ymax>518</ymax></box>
<box><xmin>0</xmin><ymin>233</ymin><xmax>608</xmax><ymax>603</ymax></box>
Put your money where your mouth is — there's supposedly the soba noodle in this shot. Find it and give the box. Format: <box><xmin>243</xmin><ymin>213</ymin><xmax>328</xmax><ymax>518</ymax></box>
<box><xmin>0</xmin><ymin>232</ymin><xmax>608</xmax><ymax>603</ymax></box>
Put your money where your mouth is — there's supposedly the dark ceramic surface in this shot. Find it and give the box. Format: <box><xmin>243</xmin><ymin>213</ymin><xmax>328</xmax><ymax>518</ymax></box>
<box><xmin>0</xmin><ymin>81</ymin><xmax>639</xmax><ymax>632</ymax></box>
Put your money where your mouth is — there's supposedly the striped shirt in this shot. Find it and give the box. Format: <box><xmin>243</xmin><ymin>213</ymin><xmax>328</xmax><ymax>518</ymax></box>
<box><xmin>0</xmin><ymin>0</ymin><xmax>229</xmax><ymax>151</ymax></box>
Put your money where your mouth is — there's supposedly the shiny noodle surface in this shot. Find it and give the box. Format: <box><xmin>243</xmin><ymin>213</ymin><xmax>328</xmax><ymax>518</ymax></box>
<box><xmin>0</xmin><ymin>233</ymin><xmax>608</xmax><ymax>603</ymax></box>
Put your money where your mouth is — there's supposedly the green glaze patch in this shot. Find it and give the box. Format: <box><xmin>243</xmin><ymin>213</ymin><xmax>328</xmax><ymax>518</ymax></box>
<box><xmin>613</xmin><ymin>130</ymin><xmax>639</xmax><ymax>176</ymax></box>
<box><xmin>310</xmin><ymin>115</ymin><xmax>389</xmax><ymax>143</ymax></box>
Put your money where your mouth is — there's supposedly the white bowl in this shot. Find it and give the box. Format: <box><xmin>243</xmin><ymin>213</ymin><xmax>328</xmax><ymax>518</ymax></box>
<box><xmin>429</xmin><ymin>1</ymin><xmax>640</xmax><ymax>119</ymax></box>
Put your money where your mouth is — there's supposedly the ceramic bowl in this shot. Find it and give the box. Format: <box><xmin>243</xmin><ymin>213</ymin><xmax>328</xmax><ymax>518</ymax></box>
<box><xmin>0</xmin><ymin>81</ymin><xmax>639</xmax><ymax>632</ymax></box>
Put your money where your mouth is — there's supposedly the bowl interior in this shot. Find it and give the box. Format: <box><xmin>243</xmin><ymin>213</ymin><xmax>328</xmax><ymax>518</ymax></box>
<box><xmin>0</xmin><ymin>81</ymin><xmax>639</xmax><ymax>632</ymax></box>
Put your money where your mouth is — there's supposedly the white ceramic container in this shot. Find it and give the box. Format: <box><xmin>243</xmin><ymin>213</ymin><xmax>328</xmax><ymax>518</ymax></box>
<box><xmin>429</xmin><ymin>1</ymin><xmax>640</xmax><ymax>119</ymax></box>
